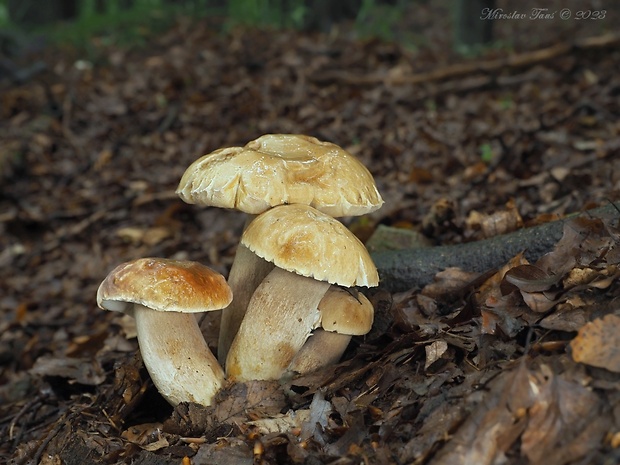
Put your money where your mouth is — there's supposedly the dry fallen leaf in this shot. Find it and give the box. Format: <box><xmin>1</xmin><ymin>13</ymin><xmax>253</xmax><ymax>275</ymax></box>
<box><xmin>520</xmin><ymin>290</ymin><xmax>558</xmax><ymax>313</ymax></box>
<box><xmin>300</xmin><ymin>390</ymin><xmax>332</xmax><ymax>444</ymax></box>
<box><xmin>116</xmin><ymin>226</ymin><xmax>172</xmax><ymax>246</ymax></box>
<box><xmin>121</xmin><ymin>422</ymin><xmax>170</xmax><ymax>451</ymax></box>
<box><xmin>429</xmin><ymin>363</ymin><xmax>535</xmax><ymax>465</ymax></box>
<box><xmin>30</xmin><ymin>355</ymin><xmax>106</xmax><ymax>385</ymax></box>
<box><xmin>520</xmin><ymin>366</ymin><xmax>603</xmax><ymax>465</ymax></box>
<box><xmin>476</xmin><ymin>253</ymin><xmax>529</xmax><ymax>308</ymax></box>
<box><xmin>465</xmin><ymin>199</ymin><xmax>523</xmax><ymax>239</ymax></box>
<box><xmin>570</xmin><ymin>314</ymin><xmax>620</xmax><ymax>372</ymax></box>
<box><xmin>424</xmin><ymin>340</ymin><xmax>448</xmax><ymax>370</ymax></box>
<box><xmin>246</xmin><ymin>409</ymin><xmax>310</xmax><ymax>435</ymax></box>
<box><xmin>503</xmin><ymin>264</ymin><xmax>560</xmax><ymax>293</ymax></box>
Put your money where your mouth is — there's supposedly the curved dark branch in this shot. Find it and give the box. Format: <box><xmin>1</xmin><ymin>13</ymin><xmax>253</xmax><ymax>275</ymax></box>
<box><xmin>372</xmin><ymin>204</ymin><xmax>618</xmax><ymax>292</ymax></box>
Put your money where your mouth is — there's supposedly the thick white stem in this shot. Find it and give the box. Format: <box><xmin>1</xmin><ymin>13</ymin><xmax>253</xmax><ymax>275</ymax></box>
<box><xmin>226</xmin><ymin>268</ymin><xmax>330</xmax><ymax>381</ymax></box>
<box><xmin>217</xmin><ymin>243</ymin><xmax>274</xmax><ymax>364</ymax></box>
<box><xmin>286</xmin><ymin>328</ymin><xmax>352</xmax><ymax>374</ymax></box>
<box><xmin>133</xmin><ymin>304</ymin><xmax>225</xmax><ymax>406</ymax></box>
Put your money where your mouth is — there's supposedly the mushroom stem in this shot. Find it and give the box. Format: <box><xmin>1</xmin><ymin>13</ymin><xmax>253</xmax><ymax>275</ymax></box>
<box><xmin>217</xmin><ymin>242</ymin><xmax>274</xmax><ymax>364</ymax></box>
<box><xmin>287</xmin><ymin>286</ymin><xmax>374</xmax><ymax>375</ymax></box>
<box><xmin>286</xmin><ymin>329</ymin><xmax>352</xmax><ymax>374</ymax></box>
<box><xmin>133</xmin><ymin>304</ymin><xmax>225</xmax><ymax>406</ymax></box>
<box><xmin>226</xmin><ymin>267</ymin><xmax>330</xmax><ymax>381</ymax></box>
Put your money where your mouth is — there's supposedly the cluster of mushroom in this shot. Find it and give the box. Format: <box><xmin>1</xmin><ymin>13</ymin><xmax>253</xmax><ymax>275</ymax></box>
<box><xmin>96</xmin><ymin>134</ymin><xmax>383</xmax><ymax>407</ymax></box>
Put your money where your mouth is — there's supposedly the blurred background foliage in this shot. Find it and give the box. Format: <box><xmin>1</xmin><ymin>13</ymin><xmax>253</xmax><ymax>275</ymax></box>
<box><xmin>0</xmin><ymin>0</ymin><xmax>616</xmax><ymax>78</ymax></box>
<box><xmin>0</xmin><ymin>0</ymin><xmax>512</xmax><ymax>53</ymax></box>
<box><xmin>0</xmin><ymin>0</ymin><xmax>410</xmax><ymax>45</ymax></box>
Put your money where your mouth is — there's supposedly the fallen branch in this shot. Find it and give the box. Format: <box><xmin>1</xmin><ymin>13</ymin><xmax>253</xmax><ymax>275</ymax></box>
<box><xmin>372</xmin><ymin>203</ymin><xmax>619</xmax><ymax>292</ymax></box>
<box><xmin>310</xmin><ymin>33</ymin><xmax>620</xmax><ymax>87</ymax></box>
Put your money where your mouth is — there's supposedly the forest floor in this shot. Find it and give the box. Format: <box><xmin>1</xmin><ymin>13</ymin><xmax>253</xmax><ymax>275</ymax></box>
<box><xmin>2</xmin><ymin>1</ymin><xmax>620</xmax><ymax>464</ymax></box>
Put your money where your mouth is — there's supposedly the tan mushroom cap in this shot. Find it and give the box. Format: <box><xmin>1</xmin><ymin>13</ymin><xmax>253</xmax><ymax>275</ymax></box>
<box><xmin>319</xmin><ymin>287</ymin><xmax>374</xmax><ymax>335</ymax></box>
<box><xmin>176</xmin><ymin>134</ymin><xmax>384</xmax><ymax>217</ymax></box>
<box><xmin>97</xmin><ymin>258</ymin><xmax>233</xmax><ymax>314</ymax></box>
<box><xmin>241</xmin><ymin>204</ymin><xmax>379</xmax><ymax>287</ymax></box>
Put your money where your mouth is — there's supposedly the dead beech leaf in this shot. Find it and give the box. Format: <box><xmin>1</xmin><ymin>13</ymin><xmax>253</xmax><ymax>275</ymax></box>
<box><xmin>30</xmin><ymin>355</ymin><xmax>106</xmax><ymax>385</ymax></box>
<box><xmin>246</xmin><ymin>409</ymin><xmax>310</xmax><ymax>435</ymax></box>
<box><xmin>466</xmin><ymin>200</ymin><xmax>523</xmax><ymax>239</ymax></box>
<box><xmin>164</xmin><ymin>380</ymin><xmax>287</xmax><ymax>437</ymax></box>
<box><xmin>424</xmin><ymin>340</ymin><xmax>448</xmax><ymax>370</ymax></box>
<box><xmin>488</xmin><ymin>307</ymin><xmax>526</xmax><ymax>338</ymax></box>
<box><xmin>115</xmin><ymin>313</ymin><xmax>138</xmax><ymax>339</ymax></box>
<box><xmin>429</xmin><ymin>363</ymin><xmax>536</xmax><ymax>465</ymax></box>
<box><xmin>570</xmin><ymin>314</ymin><xmax>620</xmax><ymax>372</ymax></box>
<box><xmin>324</xmin><ymin>409</ymin><xmax>367</xmax><ymax>457</ymax></box>
<box><xmin>538</xmin><ymin>297</ymin><xmax>588</xmax><ymax>332</ymax></box>
<box><xmin>142</xmin><ymin>226</ymin><xmax>173</xmax><ymax>246</ymax></box>
<box><xmin>300</xmin><ymin>390</ymin><xmax>332</xmax><ymax>443</ymax></box>
<box><xmin>66</xmin><ymin>331</ymin><xmax>108</xmax><ymax>357</ymax></box>
<box><xmin>116</xmin><ymin>226</ymin><xmax>172</xmax><ymax>246</ymax></box>
<box><xmin>562</xmin><ymin>267</ymin><xmax>600</xmax><ymax>288</ymax></box>
<box><xmin>476</xmin><ymin>253</ymin><xmax>530</xmax><ymax>307</ymax></box>
<box><xmin>401</xmin><ymin>401</ymin><xmax>469</xmax><ymax>464</ymax></box>
<box><xmin>121</xmin><ymin>422</ymin><xmax>169</xmax><ymax>451</ymax></box>
<box><xmin>520</xmin><ymin>290</ymin><xmax>558</xmax><ymax>313</ymax></box>
<box><xmin>521</xmin><ymin>366</ymin><xmax>602</xmax><ymax>465</ymax></box>
<box><xmin>503</xmin><ymin>265</ymin><xmax>560</xmax><ymax>293</ymax></box>
<box><xmin>116</xmin><ymin>226</ymin><xmax>145</xmax><ymax>244</ymax></box>
<box><xmin>480</xmin><ymin>308</ymin><xmax>500</xmax><ymax>334</ymax></box>
<box><xmin>422</xmin><ymin>267</ymin><xmax>480</xmax><ymax>299</ymax></box>
<box><xmin>214</xmin><ymin>380</ymin><xmax>287</xmax><ymax>425</ymax></box>
<box><xmin>140</xmin><ymin>436</ymin><xmax>170</xmax><ymax>452</ymax></box>
<box><xmin>483</xmin><ymin>291</ymin><xmax>529</xmax><ymax>338</ymax></box>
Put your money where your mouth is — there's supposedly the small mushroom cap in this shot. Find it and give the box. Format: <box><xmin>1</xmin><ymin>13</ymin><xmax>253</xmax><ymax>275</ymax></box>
<box><xmin>176</xmin><ymin>134</ymin><xmax>383</xmax><ymax>217</ymax></box>
<box><xmin>319</xmin><ymin>287</ymin><xmax>374</xmax><ymax>335</ymax></box>
<box><xmin>97</xmin><ymin>258</ymin><xmax>232</xmax><ymax>314</ymax></box>
<box><xmin>241</xmin><ymin>204</ymin><xmax>379</xmax><ymax>287</ymax></box>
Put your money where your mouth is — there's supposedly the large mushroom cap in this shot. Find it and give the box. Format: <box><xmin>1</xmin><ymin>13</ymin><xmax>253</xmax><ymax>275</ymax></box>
<box><xmin>97</xmin><ymin>258</ymin><xmax>232</xmax><ymax>314</ymax></box>
<box><xmin>241</xmin><ymin>204</ymin><xmax>379</xmax><ymax>287</ymax></box>
<box><xmin>176</xmin><ymin>134</ymin><xmax>384</xmax><ymax>217</ymax></box>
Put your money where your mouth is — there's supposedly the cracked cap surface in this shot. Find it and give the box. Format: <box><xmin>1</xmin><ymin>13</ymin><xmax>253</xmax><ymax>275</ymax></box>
<box><xmin>176</xmin><ymin>134</ymin><xmax>384</xmax><ymax>217</ymax></box>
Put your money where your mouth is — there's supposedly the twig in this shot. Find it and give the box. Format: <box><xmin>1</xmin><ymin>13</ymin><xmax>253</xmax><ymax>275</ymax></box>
<box><xmin>310</xmin><ymin>33</ymin><xmax>620</xmax><ymax>87</ymax></box>
<box><xmin>27</xmin><ymin>409</ymin><xmax>82</xmax><ymax>465</ymax></box>
<box><xmin>60</xmin><ymin>80</ymin><xmax>87</xmax><ymax>160</ymax></box>
<box><xmin>42</xmin><ymin>208</ymin><xmax>127</xmax><ymax>253</ymax></box>
<box><xmin>8</xmin><ymin>396</ymin><xmax>44</xmax><ymax>443</ymax></box>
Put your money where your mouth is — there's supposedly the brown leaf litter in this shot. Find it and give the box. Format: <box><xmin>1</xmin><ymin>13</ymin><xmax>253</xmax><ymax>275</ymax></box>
<box><xmin>2</xmin><ymin>2</ymin><xmax>620</xmax><ymax>463</ymax></box>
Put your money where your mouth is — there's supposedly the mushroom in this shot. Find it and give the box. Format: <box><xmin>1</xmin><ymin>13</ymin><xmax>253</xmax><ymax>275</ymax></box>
<box><xmin>287</xmin><ymin>287</ymin><xmax>374</xmax><ymax>375</ymax></box>
<box><xmin>96</xmin><ymin>258</ymin><xmax>232</xmax><ymax>406</ymax></box>
<box><xmin>225</xmin><ymin>204</ymin><xmax>379</xmax><ymax>381</ymax></box>
<box><xmin>176</xmin><ymin>133</ymin><xmax>383</xmax><ymax>363</ymax></box>
<box><xmin>176</xmin><ymin>134</ymin><xmax>384</xmax><ymax>217</ymax></box>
